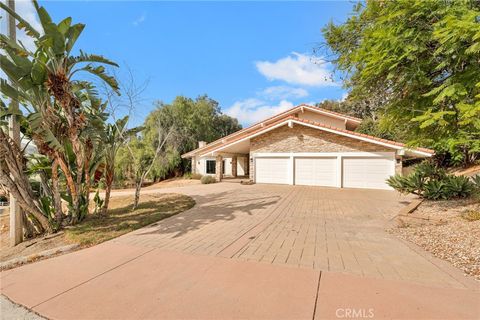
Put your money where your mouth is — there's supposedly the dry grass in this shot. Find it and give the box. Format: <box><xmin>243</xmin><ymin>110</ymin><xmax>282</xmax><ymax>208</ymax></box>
<box><xmin>1</xmin><ymin>193</ymin><xmax>195</xmax><ymax>263</ymax></box>
<box><xmin>65</xmin><ymin>193</ymin><xmax>195</xmax><ymax>246</ymax></box>
<box><xmin>462</xmin><ymin>209</ymin><xmax>480</xmax><ymax>222</ymax></box>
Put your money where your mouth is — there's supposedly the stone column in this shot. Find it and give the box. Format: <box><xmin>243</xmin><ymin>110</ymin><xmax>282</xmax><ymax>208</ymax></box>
<box><xmin>244</xmin><ymin>156</ymin><xmax>249</xmax><ymax>176</ymax></box>
<box><xmin>249</xmin><ymin>156</ymin><xmax>254</xmax><ymax>181</ymax></box>
<box><xmin>232</xmin><ymin>156</ymin><xmax>237</xmax><ymax>177</ymax></box>
<box><xmin>395</xmin><ymin>156</ymin><xmax>403</xmax><ymax>175</ymax></box>
<box><xmin>215</xmin><ymin>155</ymin><xmax>223</xmax><ymax>182</ymax></box>
<box><xmin>191</xmin><ymin>157</ymin><xmax>196</xmax><ymax>174</ymax></box>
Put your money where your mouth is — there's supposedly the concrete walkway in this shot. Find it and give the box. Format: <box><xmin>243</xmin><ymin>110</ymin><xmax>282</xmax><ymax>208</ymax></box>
<box><xmin>1</xmin><ymin>183</ymin><xmax>479</xmax><ymax>319</ymax></box>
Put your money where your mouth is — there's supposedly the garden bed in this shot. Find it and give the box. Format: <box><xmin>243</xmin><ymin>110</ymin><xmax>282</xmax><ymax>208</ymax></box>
<box><xmin>389</xmin><ymin>198</ymin><xmax>480</xmax><ymax>280</ymax></box>
<box><xmin>0</xmin><ymin>193</ymin><xmax>195</xmax><ymax>267</ymax></box>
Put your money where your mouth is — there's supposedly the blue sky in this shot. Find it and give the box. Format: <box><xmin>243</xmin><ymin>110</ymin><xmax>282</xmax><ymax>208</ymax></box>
<box><xmin>8</xmin><ymin>1</ymin><xmax>354</xmax><ymax>127</ymax></box>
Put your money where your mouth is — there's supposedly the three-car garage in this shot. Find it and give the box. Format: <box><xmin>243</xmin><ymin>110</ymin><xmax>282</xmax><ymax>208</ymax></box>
<box><xmin>254</xmin><ymin>153</ymin><xmax>395</xmax><ymax>190</ymax></box>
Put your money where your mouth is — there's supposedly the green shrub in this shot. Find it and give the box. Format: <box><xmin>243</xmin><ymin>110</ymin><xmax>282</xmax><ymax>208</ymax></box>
<box><xmin>445</xmin><ymin>175</ymin><xmax>475</xmax><ymax>198</ymax></box>
<box><xmin>387</xmin><ymin>161</ymin><xmax>475</xmax><ymax>200</ymax></box>
<box><xmin>201</xmin><ymin>175</ymin><xmax>216</xmax><ymax>184</ymax></box>
<box><xmin>183</xmin><ymin>172</ymin><xmax>192</xmax><ymax>179</ymax></box>
<box><xmin>423</xmin><ymin>180</ymin><xmax>447</xmax><ymax>200</ymax></box>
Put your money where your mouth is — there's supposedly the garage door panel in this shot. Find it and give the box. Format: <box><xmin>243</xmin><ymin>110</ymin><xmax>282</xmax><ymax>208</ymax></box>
<box><xmin>294</xmin><ymin>157</ymin><xmax>336</xmax><ymax>187</ymax></box>
<box><xmin>255</xmin><ymin>157</ymin><xmax>289</xmax><ymax>184</ymax></box>
<box><xmin>343</xmin><ymin>157</ymin><xmax>394</xmax><ymax>190</ymax></box>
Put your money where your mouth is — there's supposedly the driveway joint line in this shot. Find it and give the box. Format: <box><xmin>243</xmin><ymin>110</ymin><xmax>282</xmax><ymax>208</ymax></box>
<box><xmin>31</xmin><ymin>247</ymin><xmax>156</xmax><ymax>309</ymax></box>
<box><xmin>311</xmin><ymin>270</ymin><xmax>322</xmax><ymax>320</ymax></box>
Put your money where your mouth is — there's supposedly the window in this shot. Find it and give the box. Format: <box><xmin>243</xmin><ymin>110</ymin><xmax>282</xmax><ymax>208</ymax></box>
<box><xmin>206</xmin><ymin>160</ymin><xmax>216</xmax><ymax>174</ymax></box>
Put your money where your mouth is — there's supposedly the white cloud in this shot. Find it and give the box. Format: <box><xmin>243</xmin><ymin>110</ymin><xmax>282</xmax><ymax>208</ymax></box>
<box><xmin>259</xmin><ymin>85</ymin><xmax>308</xmax><ymax>100</ymax></box>
<box><xmin>339</xmin><ymin>92</ymin><xmax>349</xmax><ymax>102</ymax></box>
<box><xmin>256</xmin><ymin>52</ymin><xmax>337</xmax><ymax>87</ymax></box>
<box><xmin>224</xmin><ymin>99</ymin><xmax>294</xmax><ymax>125</ymax></box>
<box><xmin>0</xmin><ymin>0</ymin><xmax>42</xmax><ymax>52</ymax></box>
<box><xmin>133</xmin><ymin>13</ymin><xmax>146</xmax><ymax>26</ymax></box>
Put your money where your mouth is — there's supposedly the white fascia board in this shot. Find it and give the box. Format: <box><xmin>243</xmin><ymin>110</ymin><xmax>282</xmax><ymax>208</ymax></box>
<box><xmin>253</xmin><ymin>152</ymin><xmax>395</xmax><ymax>158</ymax></box>
<box><xmin>291</xmin><ymin>120</ymin><xmax>431</xmax><ymax>157</ymax></box>
<box><xmin>200</xmin><ymin>118</ymin><xmax>431</xmax><ymax>158</ymax></box>
<box><xmin>302</xmin><ymin>105</ymin><xmax>362</xmax><ymax>123</ymax></box>
<box><xmin>200</xmin><ymin>121</ymin><xmax>288</xmax><ymax>157</ymax></box>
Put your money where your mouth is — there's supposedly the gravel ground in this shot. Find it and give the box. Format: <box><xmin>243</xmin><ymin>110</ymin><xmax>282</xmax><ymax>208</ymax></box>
<box><xmin>389</xmin><ymin>198</ymin><xmax>480</xmax><ymax>280</ymax></box>
<box><xmin>0</xmin><ymin>295</ymin><xmax>45</xmax><ymax>320</ymax></box>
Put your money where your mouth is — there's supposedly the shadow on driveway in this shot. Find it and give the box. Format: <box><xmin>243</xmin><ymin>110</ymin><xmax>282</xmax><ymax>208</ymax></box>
<box><xmin>134</xmin><ymin>190</ymin><xmax>281</xmax><ymax>238</ymax></box>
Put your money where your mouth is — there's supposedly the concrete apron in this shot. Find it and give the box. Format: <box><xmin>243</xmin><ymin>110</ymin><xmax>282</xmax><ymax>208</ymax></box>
<box><xmin>1</xmin><ymin>242</ymin><xmax>479</xmax><ymax>320</ymax></box>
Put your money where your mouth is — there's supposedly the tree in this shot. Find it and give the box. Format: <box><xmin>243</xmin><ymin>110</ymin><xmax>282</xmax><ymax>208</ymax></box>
<box><xmin>322</xmin><ymin>0</ymin><xmax>480</xmax><ymax>166</ymax></box>
<box><xmin>101</xmin><ymin>116</ymin><xmax>139</xmax><ymax>214</ymax></box>
<box><xmin>142</xmin><ymin>95</ymin><xmax>241</xmax><ymax>180</ymax></box>
<box><xmin>0</xmin><ymin>0</ymin><xmax>119</xmax><ymax>229</ymax></box>
<box><xmin>117</xmin><ymin>125</ymin><xmax>177</xmax><ymax>210</ymax></box>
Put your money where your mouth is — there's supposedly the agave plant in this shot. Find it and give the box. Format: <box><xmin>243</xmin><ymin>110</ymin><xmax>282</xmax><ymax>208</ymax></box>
<box><xmin>0</xmin><ymin>0</ymin><xmax>119</xmax><ymax>228</ymax></box>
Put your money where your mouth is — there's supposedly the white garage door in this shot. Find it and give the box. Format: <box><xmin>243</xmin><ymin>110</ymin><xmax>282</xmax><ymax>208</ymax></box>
<box><xmin>343</xmin><ymin>157</ymin><xmax>394</xmax><ymax>190</ymax></box>
<box><xmin>255</xmin><ymin>157</ymin><xmax>289</xmax><ymax>184</ymax></box>
<box><xmin>294</xmin><ymin>157</ymin><xmax>337</xmax><ymax>187</ymax></box>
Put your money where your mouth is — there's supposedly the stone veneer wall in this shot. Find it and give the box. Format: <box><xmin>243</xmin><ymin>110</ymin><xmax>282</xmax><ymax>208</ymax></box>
<box><xmin>250</xmin><ymin>125</ymin><xmax>393</xmax><ymax>153</ymax></box>
<box><xmin>249</xmin><ymin>125</ymin><xmax>398</xmax><ymax>181</ymax></box>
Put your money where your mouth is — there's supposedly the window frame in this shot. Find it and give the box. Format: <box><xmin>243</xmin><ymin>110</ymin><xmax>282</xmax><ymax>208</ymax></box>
<box><xmin>206</xmin><ymin>160</ymin><xmax>216</xmax><ymax>174</ymax></box>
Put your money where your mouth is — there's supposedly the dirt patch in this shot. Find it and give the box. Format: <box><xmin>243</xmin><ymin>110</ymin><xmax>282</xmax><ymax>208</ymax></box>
<box><xmin>145</xmin><ymin>178</ymin><xmax>201</xmax><ymax>189</ymax></box>
<box><xmin>389</xmin><ymin>198</ymin><xmax>480</xmax><ymax>280</ymax></box>
<box><xmin>0</xmin><ymin>193</ymin><xmax>195</xmax><ymax>265</ymax></box>
<box><xmin>109</xmin><ymin>178</ymin><xmax>201</xmax><ymax>195</ymax></box>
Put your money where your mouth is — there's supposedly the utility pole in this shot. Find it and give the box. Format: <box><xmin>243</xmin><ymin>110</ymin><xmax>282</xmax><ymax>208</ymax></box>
<box><xmin>7</xmin><ymin>0</ymin><xmax>23</xmax><ymax>246</ymax></box>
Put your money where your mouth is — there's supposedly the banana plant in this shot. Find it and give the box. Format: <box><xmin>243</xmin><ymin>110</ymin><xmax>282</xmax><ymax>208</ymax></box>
<box><xmin>101</xmin><ymin>116</ymin><xmax>141</xmax><ymax>214</ymax></box>
<box><xmin>0</xmin><ymin>0</ymin><xmax>119</xmax><ymax>226</ymax></box>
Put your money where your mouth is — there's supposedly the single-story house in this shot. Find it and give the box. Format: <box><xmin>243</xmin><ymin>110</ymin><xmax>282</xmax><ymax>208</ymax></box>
<box><xmin>181</xmin><ymin>104</ymin><xmax>433</xmax><ymax>190</ymax></box>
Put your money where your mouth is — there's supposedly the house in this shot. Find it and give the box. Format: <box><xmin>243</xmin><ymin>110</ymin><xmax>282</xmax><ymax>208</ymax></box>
<box><xmin>182</xmin><ymin>104</ymin><xmax>433</xmax><ymax>190</ymax></box>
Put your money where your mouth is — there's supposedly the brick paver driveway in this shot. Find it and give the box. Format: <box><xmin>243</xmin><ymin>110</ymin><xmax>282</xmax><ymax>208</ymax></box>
<box><xmin>2</xmin><ymin>182</ymin><xmax>479</xmax><ymax>319</ymax></box>
<box><xmin>114</xmin><ymin>182</ymin><xmax>466</xmax><ymax>288</ymax></box>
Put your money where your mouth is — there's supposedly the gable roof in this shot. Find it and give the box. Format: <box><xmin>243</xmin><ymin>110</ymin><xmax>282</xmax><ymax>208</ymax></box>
<box><xmin>193</xmin><ymin>116</ymin><xmax>433</xmax><ymax>158</ymax></box>
<box><xmin>182</xmin><ymin>104</ymin><xmax>362</xmax><ymax>158</ymax></box>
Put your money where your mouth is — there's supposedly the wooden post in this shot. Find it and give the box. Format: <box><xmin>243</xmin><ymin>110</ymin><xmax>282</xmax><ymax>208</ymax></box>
<box><xmin>7</xmin><ymin>0</ymin><xmax>23</xmax><ymax>246</ymax></box>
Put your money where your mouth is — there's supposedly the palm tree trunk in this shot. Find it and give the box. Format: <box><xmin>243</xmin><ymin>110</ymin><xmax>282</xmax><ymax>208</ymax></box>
<box><xmin>0</xmin><ymin>130</ymin><xmax>50</xmax><ymax>232</ymax></box>
<box><xmin>51</xmin><ymin>160</ymin><xmax>64</xmax><ymax>224</ymax></box>
<box><xmin>55</xmin><ymin>153</ymin><xmax>79</xmax><ymax>221</ymax></box>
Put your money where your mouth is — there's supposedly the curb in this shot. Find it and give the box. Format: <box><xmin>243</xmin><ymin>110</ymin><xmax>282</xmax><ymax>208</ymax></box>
<box><xmin>0</xmin><ymin>244</ymin><xmax>80</xmax><ymax>271</ymax></box>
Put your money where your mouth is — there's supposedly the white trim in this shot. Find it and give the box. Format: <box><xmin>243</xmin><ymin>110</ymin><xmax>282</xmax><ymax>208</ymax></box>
<box><xmin>336</xmin><ymin>155</ymin><xmax>342</xmax><ymax>187</ymax></box>
<box><xmin>253</xmin><ymin>152</ymin><xmax>394</xmax><ymax>158</ymax></box>
<box><xmin>201</xmin><ymin>119</ymin><xmax>432</xmax><ymax>158</ymax></box>
<box><xmin>183</xmin><ymin>105</ymin><xmax>362</xmax><ymax>158</ymax></box>
<box><xmin>289</xmin><ymin>155</ymin><xmax>294</xmax><ymax>185</ymax></box>
<box><xmin>290</xmin><ymin>119</ymin><xmax>431</xmax><ymax>157</ymax></box>
<box><xmin>200</xmin><ymin>120</ymin><xmax>287</xmax><ymax>157</ymax></box>
<box><xmin>300</xmin><ymin>105</ymin><xmax>361</xmax><ymax>123</ymax></box>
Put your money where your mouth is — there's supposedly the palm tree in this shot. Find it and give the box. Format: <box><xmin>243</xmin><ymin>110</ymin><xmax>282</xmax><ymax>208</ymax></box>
<box><xmin>0</xmin><ymin>0</ymin><xmax>119</xmax><ymax>227</ymax></box>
